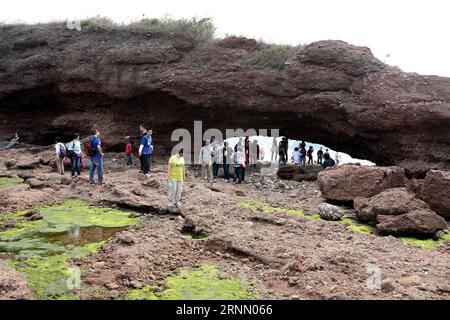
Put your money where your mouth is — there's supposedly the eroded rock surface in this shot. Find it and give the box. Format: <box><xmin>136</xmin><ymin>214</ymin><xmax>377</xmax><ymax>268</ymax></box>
<box><xmin>0</xmin><ymin>26</ymin><xmax>449</xmax><ymax>174</ymax></box>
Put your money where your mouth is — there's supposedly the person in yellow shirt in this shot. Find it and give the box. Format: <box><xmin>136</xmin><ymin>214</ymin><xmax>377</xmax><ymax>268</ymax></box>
<box><xmin>167</xmin><ymin>148</ymin><xmax>185</xmax><ymax>208</ymax></box>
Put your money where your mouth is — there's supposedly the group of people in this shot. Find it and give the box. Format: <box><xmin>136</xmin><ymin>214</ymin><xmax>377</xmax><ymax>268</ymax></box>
<box><xmin>125</xmin><ymin>125</ymin><xmax>154</xmax><ymax>177</ymax></box>
<box><xmin>54</xmin><ymin>130</ymin><xmax>104</xmax><ymax>184</ymax></box>
<box><xmin>198</xmin><ymin>136</ymin><xmax>261</xmax><ymax>184</ymax></box>
<box><xmin>276</xmin><ymin>137</ymin><xmax>342</xmax><ymax>168</ymax></box>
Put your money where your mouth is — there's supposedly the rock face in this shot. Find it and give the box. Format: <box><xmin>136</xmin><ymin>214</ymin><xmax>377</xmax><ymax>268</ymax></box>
<box><xmin>354</xmin><ymin>188</ymin><xmax>429</xmax><ymax>222</ymax></box>
<box><xmin>0</xmin><ymin>25</ymin><xmax>449</xmax><ymax>174</ymax></box>
<box><xmin>419</xmin><ymin>170</ymin><xmax>450</xmax><ymax>219</ymax></box>
<box><xmin>317</xmin><ymin>203</ymin><xmax>344</xmax><ymax>221</ymax></box>
<box><xmin>376</xmin><ymin>209</ymin><xmax>447</xmax><ymax>235</ymax></box>
<box><xmin>0</xmin><ymin>260</ymin><xmax>32</xmax><ymax>300</ymax></box>
<box><xmin>277</xmin><ymin>165</ymin><xmax>319</xmax><ymax>182</ymax></box>
<box><xmin>317</xmin><ymin>165</ymin><xmax>406</xmax><ymax>201</ymax></box>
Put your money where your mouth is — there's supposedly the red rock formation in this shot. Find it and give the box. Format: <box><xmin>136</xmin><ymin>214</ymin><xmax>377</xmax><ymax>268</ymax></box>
<box><xmin>419</xmin><ymin>170</ymin><xmax>450</xmax><ymax>219</ymax></box>
<box><xmin>0</xmin><ymin>25</ymin><xmax>449</xmax><ymax>176</ymax></box>
<box><xmin>317</xmin><ymin>165</ymin><xmax>406</xmax><ymax>201</ymax></box>
<box><xmin>376</xmin><ymin>209</ymin><xmax>447</xmax><ymax>235</ymax></box>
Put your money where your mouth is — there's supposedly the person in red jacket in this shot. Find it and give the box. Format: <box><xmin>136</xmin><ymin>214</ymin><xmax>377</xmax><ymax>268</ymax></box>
<box><xmin>125</xmin><ymin>140</ymin><xmax>134</xmax><ymax>166</ymax></box>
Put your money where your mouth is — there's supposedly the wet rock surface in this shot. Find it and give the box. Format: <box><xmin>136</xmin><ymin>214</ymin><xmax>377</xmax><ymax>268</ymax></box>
<box><xmin>0</xmin><ymin>260</ymin><xmax>32</xmax><ymax>300</ymax></box>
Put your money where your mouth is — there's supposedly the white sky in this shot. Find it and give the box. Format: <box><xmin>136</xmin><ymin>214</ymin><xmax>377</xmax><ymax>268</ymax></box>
<box><xmin>1</xmin><ymin>0</ymin><xmax>450</xmax><ymax>77</ymax></box>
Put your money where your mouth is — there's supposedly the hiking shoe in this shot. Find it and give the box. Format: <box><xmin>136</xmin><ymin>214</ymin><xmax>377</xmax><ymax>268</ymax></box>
<box><xmin>89</xmin><ymin>180</ymin><xmax>94</xmax><ymax>184</ymax></box>
<box><xmin>175</xmin><ymin>202</ymin><xmax>181</xmax><ymax>208</ymax></box>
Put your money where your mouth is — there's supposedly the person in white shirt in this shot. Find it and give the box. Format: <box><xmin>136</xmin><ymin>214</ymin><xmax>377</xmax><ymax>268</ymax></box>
<box><xmin>67</xmin><ymin>133</ymin><xmax>83</xmax><ymax>178</ymax></box>
<box><xmin>291</xmin><ymin>147</ymin><xmax>301</xmax><ymax>165</ymax></box>
<box><xmin>232</xmin><ymin>146</ymin><xmax>246</xmax><ymax>184</ymax></box>
<box><xmin>54</xmin><ymin>137</ymin><xmax>66</xmax><ymax>175</ymax></box>
<box><xmin>199</xmin><ymin>140</ymin><xmax>213</xmax><ymax>182</ymax></box>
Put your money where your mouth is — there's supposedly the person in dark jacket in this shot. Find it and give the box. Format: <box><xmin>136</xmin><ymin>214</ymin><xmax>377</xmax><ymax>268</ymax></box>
<box><xmin>322</xmin><ymin>152</ymin><xmax>335</xmax><ymax>168</ymax></box>
<box><xmin>222</xmin><ymin>141</ymin><xmax>233</xmax><ymax>182</ymax></box>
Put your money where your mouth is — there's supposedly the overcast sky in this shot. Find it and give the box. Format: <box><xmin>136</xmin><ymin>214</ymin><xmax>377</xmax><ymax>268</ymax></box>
<box><xmin>2</xmin><ymin>0</ymin><xmax>449</xmax><ymax>77</ymax></box>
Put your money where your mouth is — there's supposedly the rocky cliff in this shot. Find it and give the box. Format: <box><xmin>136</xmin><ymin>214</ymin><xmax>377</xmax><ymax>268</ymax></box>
<box><xmin>0</xmin><ymin>24</ymin><xmax>449</xmax><ymax>176</ymax></box>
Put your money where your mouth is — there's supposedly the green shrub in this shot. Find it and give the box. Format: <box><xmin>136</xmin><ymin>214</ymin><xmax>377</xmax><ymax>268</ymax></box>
<box><xmin>250</xmin><ymin>44</ymin><xmax>299</xmax><ymax>70</ymax></box>
<box><xmin>127</xmin><ymin>17</ymin><xmax>216</xmax><ymax>41</ymax></box>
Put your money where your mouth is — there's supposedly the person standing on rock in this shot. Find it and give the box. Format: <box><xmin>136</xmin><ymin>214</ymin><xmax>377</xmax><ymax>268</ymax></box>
<box><xmin>139</xmin><ymin>129</ymin><xmax>153</xmax><ymax>177</ymax></box>
<box><xmin>299</xmin><ymin>140</ymin><xmax>306</xmax><ymax>150</ymax></box>
<box><xmin>125</xmin><ymin>140</ymin><xmax>134</xmax><ymax>166</ymax></box>
<box><xmin>67</xmin><ymin>133</ymin><xmax>83</xmax><ymax>179</ymax></box>
<box><xmin>54</xmin><ymin>137</ymin><xmax>66</xmax><ymax>175</ymax></box>
<box><xmin>234</xmin><ymin>137</ymin><xmax>243</xmax><ymax>152</ymax></box>
<box><xmin>307</xmin><ymin>146</ymin><xmax>314</xmax><ymax>165</ymax></box>
<box><xmin>233</xmin><ymin>146</ymin><xmax>245</xmax><ymax>184</ymax></box>
<box><xmin>199</xmin><ymin>140</ymin><xmax>213</xmax><ymax>182</ymax></box>
<box><xmin>271</xmin><ymin>137</ymin><xmax>278</xmax><ymax>162</ymax></box>
<box><xmin>244</xmin><ymin>137</ymin><xmax>250</xmax><ymax>166</ymax></box>
<box><xmin>125</xmin><ymin>125</ymin><xmax>147</xmax><ymax>172</ymax></box>
<box><xmin>222</xmin><ymin>141</ymin><xmax>233</xmax><ymax>182</ymax></box>
<box><xmin>300</xmin><ymin>146</ymin><xmax>307</xmax><ymax>165</ymax></box>
<box><xmin>212</xmin><ymin>143</ymin><xmax>222</xmax><ymax>179</ymax></box>
<box><xmin>167</xmin><ymin>148</ymin><xmax>185</xmax><ymax>209</ymax></box>
<box><xmin>278</xmin><ymin>137</ymin><xmax>288</xmax><ymax>165</ymax></box>
<box><xmin>317</xmin><ymin>147</ymin><xmax>324</xmax><ymax>164</ymax></box>
<box><xmin>87</xmin><ymin>129</ymin><xmax>104</xmax><ymax>185</ymax></box>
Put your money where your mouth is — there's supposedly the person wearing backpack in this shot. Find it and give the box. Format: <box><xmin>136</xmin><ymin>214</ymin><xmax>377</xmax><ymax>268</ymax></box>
<box><xmin>139</xmin><ymin>129</ymin><xmax>153</xmax><ymax>177</ymax></box>
<box><xmin>87</xmin><ymin>129</ymin><xmax>104</xmax><ymax>185</ymax></box>
<box><xmin>54</xmin><ymin>137</ymin><xmax>66</xmax><ymax>175</ymax></box>
<box><xmin>67</xmin><ymin>133</ymin><xmax>82</xmax><ymax>179</ymax></box>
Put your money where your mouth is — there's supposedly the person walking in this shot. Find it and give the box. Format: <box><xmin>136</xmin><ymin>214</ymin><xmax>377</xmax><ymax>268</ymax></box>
<box><xmin>271</xmin><ymin>137</ymin><xmax>278</xmax><ymax>162</ymax></box>
<box><xmin>54</xmin><ymin>137</ymin><xmax>66</xmax><ymax>175</ymax></box>
<box><xmin>199</xmin><ymin>140</ymin><xmax>213</xmax><ymax>182</ymax></box>
<box><xmin>307</xmin><ymin>146</ymin><xmax>314</xmax><ymax>165</ymax></box>
<box><xmin>125</xmin><ymin>140</ymin><xmax>134</xmax><ymax>166</ymax></box>
<box><xmin>317</xmin><ymin>147</ymin><xmax>324</xmax><ymax>164</ymax></box>
<box><xmin>139</xmin><ymin>130</ymin><xmax>153</xmax><ymax>176</ymax></box>
<box><xmin>233</xmin><ymin>146</ymin><xmax>245</xmax><ymax>184</ymax></box>
<box><xmin>67</xmin><ymin>133</ymin><xmax>82</xmax><ymax>179</ymax></box>
<box><xmin>222</xmin><ymin>141</ymin><xmax>233</xmax><ymax>182</ymax></box>
<box><xmin>87</xmin><ymin>129</ymin><xmax>104</xmax><ymax>185</ymax></box>
<box><xmin>167</xmin><ymin>148</ymin><xmax>185</xmax><ymax>209</ymax></box>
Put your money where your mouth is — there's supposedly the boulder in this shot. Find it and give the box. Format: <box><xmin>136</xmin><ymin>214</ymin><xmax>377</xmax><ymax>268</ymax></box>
<box><xmin>419</xmin><ymin>170</ymin><xmax>450</xmax><ymax>219</ymax></box>
<box><xmin>317</xmin><ymin>165</ymin><xmax>406</xmax><ymax>201</ymax></box>
<box><xmin>318</xmin><ymin>203</ymin><xmax>344</xmax><ymax>221</ymax></box>
<box><xmin>354</xmin><ymin>188</ymin><xmax>429</xmax><ymax>222</ymax></box>
<box><xmin>277</xmin><ymin>165</ymin><xmax>306</xmax><ymax>180</ymax></box>
<box><xmin>26</xmin><ymin>178</ymin><xmax>48</xmax><ymax>189</ymax></box>
<box><xmin>376</xmin><ymin>209</ymin><xmax>447</xmax><ymax>235</ymax></box>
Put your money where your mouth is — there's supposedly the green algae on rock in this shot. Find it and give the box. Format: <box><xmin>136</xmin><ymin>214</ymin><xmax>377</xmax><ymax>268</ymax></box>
<box><xmin>341</xmin><ymin>217</ymin><xmax>375</xmax><ymax>235</ymax></box>
<box><xmin>123</xmin><ymin>264</ymin><xmax>259</xmax><ymax>300</ymax></box>
<box><xmin>400</xmin><ymin>231</ymin><xmax>450</xmax><ymax>250</ymax></box>
<box><xmin>238</xmin><ymin>201</ymin><xmax>318</xmax><ymax>220</ymax></box>
<box><xmin>0</xmin><ymin>177</ymin><xmax>24</xmax><ymax>188</ymax></box>
<box><xmin>0</xmin><ymin>200</ymin><xmax>140</xmax><ymax>299</ymax></box>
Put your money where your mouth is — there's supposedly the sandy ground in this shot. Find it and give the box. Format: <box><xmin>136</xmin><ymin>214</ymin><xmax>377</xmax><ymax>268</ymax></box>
<box><xmin>0</xmin><ymin>146</ymin><xmax>449</xmax><ymax>300</ymax></box>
